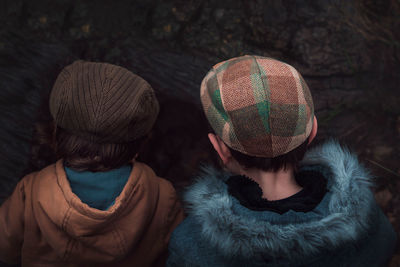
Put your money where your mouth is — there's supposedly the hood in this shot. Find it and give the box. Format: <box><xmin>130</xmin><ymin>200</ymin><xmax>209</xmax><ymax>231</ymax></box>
<box><xmin>183</xmin><ymin>140</ymin><xmax>376</xmax><ymax>262</ymax></box>
<box><xmin>32</xmin><ymin>160</ymin><xmax>160</xmax><ymax>263</ymax></box>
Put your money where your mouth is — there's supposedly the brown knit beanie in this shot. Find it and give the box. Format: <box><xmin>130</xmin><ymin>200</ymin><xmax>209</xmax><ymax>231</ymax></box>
<box><xmin>49</xmin><ymin>60</ymin><xmax>159</xmax><ymax>144</ymax></box>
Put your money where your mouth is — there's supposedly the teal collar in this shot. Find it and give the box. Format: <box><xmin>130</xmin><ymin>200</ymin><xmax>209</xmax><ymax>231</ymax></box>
<box><xmin>65</xmin><ymin>164</ymin><xmax>132</xmax><ymax>210</ymax></box>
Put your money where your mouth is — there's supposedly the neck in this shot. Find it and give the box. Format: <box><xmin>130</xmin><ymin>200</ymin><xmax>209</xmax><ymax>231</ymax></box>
<box><xmin>241</xmin><ymin>167</ymin><xmax>302</xmax><ymax>201</ymax></box>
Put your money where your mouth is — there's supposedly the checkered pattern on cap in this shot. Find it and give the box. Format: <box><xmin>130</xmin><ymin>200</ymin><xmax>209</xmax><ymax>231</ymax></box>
<box><xmin>200</xmin><ymin>55</ymin><xmax>314</xmax><ymax>157</ymax></box>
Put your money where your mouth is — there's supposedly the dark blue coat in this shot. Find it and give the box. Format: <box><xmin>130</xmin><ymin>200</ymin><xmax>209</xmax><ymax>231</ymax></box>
<box><xmin>167</xmin><ymin>141</ymin><xmax>397</xmax><ymax>267</ymax></box>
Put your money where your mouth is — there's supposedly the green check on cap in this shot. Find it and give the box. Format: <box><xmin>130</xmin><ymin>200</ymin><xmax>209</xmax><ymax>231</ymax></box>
<box><xmin>200</xmin><ymin>55</ymin><xmax>314</xmax><ymax>157</ymax></box>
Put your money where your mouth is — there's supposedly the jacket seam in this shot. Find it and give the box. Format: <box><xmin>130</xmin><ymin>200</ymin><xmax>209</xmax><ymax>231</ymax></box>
<box><xmin>62</xmin><ymin>238</ymin><xmax>72</xmax><ymax>261</ymax></box>
<box><xmin>114</xmin><ymin>225</ymin><xmax>127</xmax><ymax>255</ymax></box>
<box><xmin>111</xmin><ymin>227</ymin><xmax>124</xmax><ymax>256</ymax></box>
<box><xmin>61</xmin><ymin>207</ymin><xmax>73</xmax><ymax>260</ymax></box>
<box><xmin>61</xmin><ymin>206</ymin><xmax>72</xmax><ymax>232</ymax></box>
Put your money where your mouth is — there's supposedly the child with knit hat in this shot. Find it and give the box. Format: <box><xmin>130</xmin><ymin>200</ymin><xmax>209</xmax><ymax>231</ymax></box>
<box><xmin>0</xmin><ymin>61</ymin><xmax>184</xmax><ymax>266</ymax></box>
<box><xmin>167</xmin><ymin>55</ymin><xmax>396</xmax><ymax>266</ymax></box>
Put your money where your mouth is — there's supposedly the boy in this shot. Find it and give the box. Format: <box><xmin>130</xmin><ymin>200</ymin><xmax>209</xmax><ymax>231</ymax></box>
<box><xmin>0</xmin><ymin>61</ymin><xmax>184</xmax><ymax>266</ymax></box>
<box><xmin>167</xmin><ymin>55</ymin><xmax>397</xmax><ymax>266</ymax></box>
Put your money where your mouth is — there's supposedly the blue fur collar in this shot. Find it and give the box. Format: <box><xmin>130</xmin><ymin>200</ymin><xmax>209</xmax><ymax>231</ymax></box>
<box><xmin>183</xmin><ymin>140</ymin><xmax>375</xmax><ymax>261</ymax></box>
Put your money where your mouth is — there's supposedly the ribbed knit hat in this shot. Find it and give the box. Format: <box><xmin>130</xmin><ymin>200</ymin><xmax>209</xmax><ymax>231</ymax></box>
<box><xmin>49</xmin><ymin>60</ymin><xmax>159</xmax><ymax>143</ymax></box>
<box><xmin>200</xmin><ymin>55</ymin><xmax>314</xmax><ymax>157</ymax></box>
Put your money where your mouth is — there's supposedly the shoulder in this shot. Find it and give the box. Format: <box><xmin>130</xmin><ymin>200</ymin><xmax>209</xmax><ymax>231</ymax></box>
<box><xmin>170</xmin><ymin>216</ymin><xmax>199</xmax><ymax>243</ymax></box>
<box><xmin>168</xmin><ymin>214</ymin><xmax>236</xmax><ymax>267</ymax></box>
<box><xmin>29</xmin><ymin>162</ymin><xmax>62</xmax><ymax>193</ymax></box>
<box><xmin>135</xmin><ymin>162</ymin><xmax>179</xmax><ymax>200</ymax></box>
<box><xmin>167</xmin><ymin>216</ymin><xmax>204</xmax><ymax>266</ymax></box>
<box><xmin>301</xmin><ymin>140</ymin><xmax>375</xmax><ymax>203</ymax></box>
<box><xmin>15</xmin><ymin>163</ymin><xmax>57</xmax><ymax>194</ymax></box>
<box><xmin>302</xmin><ymin>139</ymin><xmax>370</xmax><ymax>180</ymax></box>
<box><xmin>134</xmin><ymin>161</ymin><xmax>185</xmax><ymax>228</ymax></box>
<box><xmin>0</xmin><ymin>162</ymin><xmax>57</xmax><ymax>210</ymax></box>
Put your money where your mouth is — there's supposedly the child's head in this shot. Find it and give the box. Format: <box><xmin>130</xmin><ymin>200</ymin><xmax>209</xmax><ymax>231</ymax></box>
<box><xmin>200</xmin><ymin>55</ymin><xmax>317</xmax><ymax>172</ymax></box>
<box><xmin>49</xmin><ymin>60</ymin><xmax>159</xmax><ymax>172</ymax></box>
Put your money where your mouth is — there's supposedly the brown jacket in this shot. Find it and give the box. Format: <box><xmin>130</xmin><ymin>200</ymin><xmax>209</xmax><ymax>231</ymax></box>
<box><xmin>0</xmin><ymin>160</ymin><xmax>185</xmax><ymax>266</ymax></box>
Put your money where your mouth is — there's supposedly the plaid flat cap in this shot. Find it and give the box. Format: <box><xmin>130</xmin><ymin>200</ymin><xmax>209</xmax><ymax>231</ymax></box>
<box><xmin>200</xmin><ymin>55</ymin><xmax>314</xmax><ymax>157</ymax></box>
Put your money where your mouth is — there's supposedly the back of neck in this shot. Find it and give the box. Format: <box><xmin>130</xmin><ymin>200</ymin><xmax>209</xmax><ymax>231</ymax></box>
<box><xmin>242</xmin><ymin>167</ymin><xmax>302</xmax><ymax>201</ymax></box>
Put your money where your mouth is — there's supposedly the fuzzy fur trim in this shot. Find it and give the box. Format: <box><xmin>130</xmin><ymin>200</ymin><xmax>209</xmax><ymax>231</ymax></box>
<box><xmin>183</xmin><ymin>140</ymin><xmax>376</xmax><ymax>261</ymax></box>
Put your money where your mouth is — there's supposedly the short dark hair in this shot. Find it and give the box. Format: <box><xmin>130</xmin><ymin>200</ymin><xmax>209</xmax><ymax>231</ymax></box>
<box><xmin>32</xmin><ymin>120</ymin><xmax>147</xmax><ymax>172</ymax></box>
<box><xmin>55</xmin><ymin>127</ymin><xmax>147</xmax><ymax>172</ymax></box>
<box><xmin>208</xmin><ymin>121</ymin><xmax>309</xmax><ymax>172</ymax></box>
<box><xmin>229</xmin><ymin>138</ymin><xmax>309</xmax><ymax>172</ymax></box>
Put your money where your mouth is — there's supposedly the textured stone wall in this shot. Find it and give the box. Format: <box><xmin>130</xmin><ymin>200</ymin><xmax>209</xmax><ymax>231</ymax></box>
<box><xmin>0</xmin><ymin>2</ymin><xmax>399</xmax><ymax>263</ymax></box>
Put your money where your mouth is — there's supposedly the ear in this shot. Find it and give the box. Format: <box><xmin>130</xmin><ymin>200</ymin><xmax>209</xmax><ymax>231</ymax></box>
<box><xmin>308</xmin><ymin>116</ymin><xmax>318</xmax><ymax>144</ymax></box>
<box><xmin>208</xmin><ymin>133</ymin><xmax>232</xmax><ymax>165</ymax></box>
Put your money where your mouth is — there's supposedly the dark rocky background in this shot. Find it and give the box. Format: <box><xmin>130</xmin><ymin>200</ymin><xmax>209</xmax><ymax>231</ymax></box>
<box><xmin>0</xmin><ymin>0</ymin><xmax>399</xmax><ymax>265</ymax></box>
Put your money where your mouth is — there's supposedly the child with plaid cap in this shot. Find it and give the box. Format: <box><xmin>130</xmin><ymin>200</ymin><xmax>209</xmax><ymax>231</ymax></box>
<box><xmin>0</xmin><ymin>61</ymin><xmax>184</xmax><ymax>266</ymax></box>
<box><xmin>167</xmin><ymin>55</ymin><xmax>396</xmax><ymax>266</ymax></box>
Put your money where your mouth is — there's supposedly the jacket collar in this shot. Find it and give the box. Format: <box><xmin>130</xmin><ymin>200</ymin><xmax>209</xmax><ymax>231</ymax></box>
<box><xmin>35</xmin><ymin>160</ymin><xmax>160</xmax><ymax>260</ymax></box>
<box><xmin>56</xmin><ymin>160</ymin><xmax>145</xmax><ymax>221</ymax></box>
<box><xmin>183</xmin><ymin>140</ymin><xmax>376</xmax><ymax>261</ymax></box>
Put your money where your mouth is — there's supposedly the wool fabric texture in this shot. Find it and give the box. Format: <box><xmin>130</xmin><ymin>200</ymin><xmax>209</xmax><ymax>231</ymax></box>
<box><xmin>200</xmin><ymin>55</ymin><xmax>314</xmax><ymax>157</ymax></box>
<box><xmin>49</xmin><ymin>60</ymin><xmax>159</xmax><ymax>144</ymax></box>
